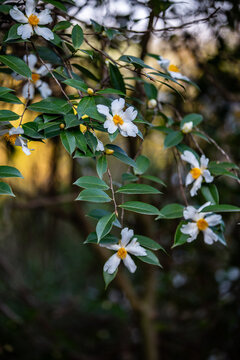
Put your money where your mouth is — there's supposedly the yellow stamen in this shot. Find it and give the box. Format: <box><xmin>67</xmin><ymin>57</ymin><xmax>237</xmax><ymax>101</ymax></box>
<box><xmin>197</xmin><ymin>218</ymin><xmax>208</xmax><ymax>231</ymax></box>
<box><xmin>31</xmin><ymin>73</ymin><xmax>40</xmax><ymax>83</ymax></box>
<box><xmin>168</xmin><ymin>64</ymin><xmax>180</xmax><ymax>72</ymax></box>
<box><xmin>105</xmin><ymin>149</ymin><xmax>114</xmax><ymax>155</ymax></box>
<box><xmin>28</xmin><ymin>14</ymin><xmax>39</xmax><ymax>26</ymax></box>
<box><xmin>87</xmin><ymin>88</ymin><xmax>94</xmax><ymax>96</ymax></box>
<box><xmin>190</xmin><ymin>167</ymin><xmax>202</xmax><ymax>179</ymax></box>
<box><xmin>117</xmin><ymin>247</ymin><xmax>127</xmax><ymax>259</ymax></box>
<box><xmin>113</xmin><ymin>114</ymin><xmax>124</xmax><ymax>126</ymax></box>
<box><xmin>80</xmin><ymin>124</ymin><xmax>87</xmax><ymax>133</ymax></box>
<box><xmin>4</xmin><ymin>134</ymin><xmax>18</xmax><ymax>145</ymax></box>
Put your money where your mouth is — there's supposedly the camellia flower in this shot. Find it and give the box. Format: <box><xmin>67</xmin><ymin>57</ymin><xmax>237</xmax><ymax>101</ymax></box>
<box><xmin>181</xmin><ymin>202</ymin><xmax>222</xmax><ymax>244</ymax></box>
<box><xmin>181</xmin><ymin>121</ymin><xmax>193</xmax><ymax>134</ymax></box>
<box><xmin>4</xmin><ymin>127</ymin><xmax>32</xmax><ymax>155</ymax></box>
<box><xmin>181</xmin><ymin>150</ymin><xmax>213</xmax><ymax>197</ymax></box>
<box><xmin>158</xmin><ymin>56</ymin><xmax>190</xmax><ymax>82</ymax></box>
<box><xmin>101</xmin><ymin>227</ymin><xmax>147</xmax><ymax>274</ymax></box>
<box><xmin>10</xmin><ymin>0</ymin><xmax>54</xmax><ymax>40</ymax></box>
<box><xmin>97</xmin><ymin>98</ymin><xmax>138</xmax><ymax>137</ymax></box>
<box><xmin>13</xmin><ymin>54</ymin><xmax>52</xmax><ymax>99</ymax></box>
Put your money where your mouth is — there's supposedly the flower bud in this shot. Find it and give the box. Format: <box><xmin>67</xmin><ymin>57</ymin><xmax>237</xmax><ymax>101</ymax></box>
<box><xmin>147</xmin><ymin>99</ymin><xmax>157</xmax><ymax>109</ymax></box>
<box><xmin>80</xmin><ymin>124</ymin><xmax>87</xmax><ymax>134</ymax></box>
<box><xmin>182</xmin><ymin>121</ymin><xmax>193</xmax><ymax>134</ymax></box>
<box><xmin>87</xmin><ymin>88</ymin><xmax>94</xmax><ymax>96</ymax></box>
<box><xmin>59</xmin><ymin>123</ymin><xmax>65</xmax><ymax>129</ymax></box>
<box><xmin>105</xmin><ymin>149</ymin><xmax>114</xmax><ymax>155</ymax></box>
<box><xmin>82</xmin><ymin>114</ymin><xmax>89</xmax><ymax>120</ymax></box>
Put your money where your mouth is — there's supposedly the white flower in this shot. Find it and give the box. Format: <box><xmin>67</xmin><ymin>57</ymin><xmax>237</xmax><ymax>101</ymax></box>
<box><xmin>97</xmin><ymin>98</ymin><xmax>138</xmax><ymax>137</ymax></box>
<box><xmin>10</xmin><ymin>0</ymin><xmax>54</xmax><ymax>40</ymax></box>
<box><xmin>9</xmin><ymin>126</ymin><xmax>24</xmax><ymax>136</ymax></box>
<box><xmin>13</xmin><ymin>54</ymin><xmax>52</xmax><ymax>99</ymax></box>
<box><xmin>15</xmin><ymin>136</ymin><xmax>32</xmax><ymax>155</ymax></box>
<box><xmin>101</xmin><ymin>227</ymin><xmax>147</xmax><ymax>274</ymax></box>
<box><xmin>181</xmin><ymin>202</ymin><xmax>222</xmax><ymax>244</ymax></box>
<box><xmin>181</xmin><ymin>121</ymin><xmax>193</xmax><ymax>134</ymax></box>
<box><xmin>3</xmin><ymin>127</ymin><xmax>32</xmax><ymax>155</ymax></box>
<box><xmin>181</xmin><ymin>150</ymin><xmax>214</xmax><ymax>197</ymax></box>
<box><xmin>158</xmin><ymin>56</ymin><xmax>190</xmax><ymax>82</ymax></box>
<box><xmin>148</xmin><ymin>99</ymin><xmax>157</xmax><ymax>109</ymax></box>
<box><xmin>92</xmin><ymin>132</ymin><xmax>104</xmax><ymax>151</ymax></box>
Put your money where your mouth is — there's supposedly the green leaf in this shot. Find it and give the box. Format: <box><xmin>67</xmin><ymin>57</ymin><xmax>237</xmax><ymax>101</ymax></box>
<box><xmin>75</xmin><ymin>131</ymin><xmax>87</xmax><ymax>153</ymax></box>
<box><xmin>116</xmin><ymin>183</ymin><xmax>160</xmax><ymax>195</ymax></box>
<box><xmin>209</xmin><ymin>161</ymin><xmax>239</xmax><ymax>170</ymax></box>
<box><xmin>0</xmin><ymin>182</ymin><xmax>15</xmax><ymax>196</ymax></box>
<box><xmin>122</xmin><ymin>173</ymin><xmax>138</xmax><ymax>182</ymax></box>
<box><xmin>0</xmin><ymin>55</ymin><xmax>31</xmax><ymax>78</ymax></box>
<box><xmin>103</xmin><ymin>269</ymin><xmax>118</xmax><ymax>289</ymax></box>
<box><xmin>0</xmin><ymin>110</ymin><xmax>19</xmax><ymax>121</ymax></box>
<box><xmin>76</xmin><ymin>189</ymin><xmax>111</xmax><ymax>203</ymax></box>
<box><xmin>134</xmin><ymin>235</ymin><xmax>166</xmax><ymax>252</ymax></box>
<box><xmin>144</xmin><ymin>82</ymin><xmax>158</xmax><ymax>99</ymax></box>
<box><xmin>74</xmin><ymin>176</ymin><xmax>109</xmax><ymax>190</ymax></box>
<box><xmin>157</xmin><ymin>203</ymin><xmax>184</xmax><ymax>219</ymax></box>
<box><xmin>97</xmin><ymin>155</ymin><xmax>108</xmax><ymax>179</ymax></box>
<box><xmin>208</xmin><ymin>162</ymin><xmax>239</xmax><ymax>180</ymax></box>
<box><xmin>106</xmin><ymin>145</ymin><xmax>136</xmax><ymax>168</ymax></box>
<box><xmin>72</xmin><ymin>64</ymin><xmax>99</xmax><ymax>82</ymax></box>
<box><xmin>22</xmin><ymin>122</ymin><xmax>43</xmax><ymax>139</ymax></box>
<box><xmin>109</xmin><ymin>63</ymin><xmax>126</xmax><ymax>94</ymax></box>
<box><xmin>172</xmin><ymin>221</ymin><xmax>189</xmax><ymax>248</ymax></box>
<box><xmin>60</xmin><ymin>130</ymin><xmax>76</xmax><ymax>154</ymax></box>
<box><xmin>137</xmin><ymin>249</ymin><xmax>162</xmax><ymax>267</ymax></box>
<box><xmin>96</xmin><ymin>88</ymin><xmax>125</xmax><ymax>96</ymax></box>
<box><xmin>72</xmin><ymin>24</ymin><xmax>84</xmax><ymax>49</ymax></box>
<box><xmin>87</xmin><ymin>209</ymin><xmax>121</xmax><ymax>228</ymax></box>
<box><xmin>0</xmin><ymin>166</ymin><xmax>23</xmax><ymax>178</ymax></box>
<box><xmin>96</xmin><ymin>212</ymin><xmax>116</xmax><ymax>242</ymax></box>
<box><xmin>119</xmin><ymin>201</ymin><xmax>159</xmax><ymax>215</ymax></box>
<box><xmin>201</xmin><ymin>184</ymin><xmax>219</xmax><ymax>205</ymax></box>
<box><xmin>164</xmin><ymin>131</ymin><xmax>183</xmax><ymax>149</ymax></box>
<box><xmin>0</xmin><ymin>87</ymin><xmax>13</xmax><ymax>97</ymax></box>
<box><xmin>63</xmin><ymin>79</ymin><xmax>88</xmax><ymax>92</ymax></box>
<box><xmin>202</xmin><ymin>204</ymin><xmax>240</xmax><ymax>213</ymax></box>
<box><xmin>180</xmin><ymin>113</ymin><xmax>203</xmax><ymax>129</ymax></box>
<box><xmin>134</xmin><ymin>155</ymin><xmax>150</xmax><ymax>175</ymax></box>
<box><xmin>53</xmin><ymin>21</ymin><xmax>71</xmax><ymax>31</ymax></box>
<box><xmin>141</xmin><ymin>175</ymin><xmax>166</xmax><ymax>187</ymax></box>
<box><xmin>77</xmin><ymin>97</ymin><xmax>105</xmax><ymax>121</ymax></box>
<box><xmin>28</xmin><ymin>98</ymin><xmax>72</xmax><ymax>115</ymax></box>
<box><xmin>84</xmin><ymin>232</ymin><xmax>118</xmax><ymax>244</ymax></box>
<box><xmin>42</xmin><ymin>0</ymin><xmax>67</xmax><ymax>12</ymax></box>
<box><xmin>64</xmin><ymin>114</ymin><xmax>80</xmax><ymax>129</ymax></box>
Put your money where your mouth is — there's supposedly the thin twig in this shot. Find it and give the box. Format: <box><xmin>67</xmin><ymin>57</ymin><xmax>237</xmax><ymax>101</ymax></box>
<box><xmin>107</xmin><ymin>168</ymin><xmax>118</xmax><ymax>217</ymax></box>
<box><xmin>174</xmin><ymin>149</ymin><xmax>188</xmax><ymax>206</ymax></box>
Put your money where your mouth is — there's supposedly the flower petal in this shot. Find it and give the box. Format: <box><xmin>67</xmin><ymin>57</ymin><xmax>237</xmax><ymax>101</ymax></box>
<box><xmin>22</xmin><ymin>82</ymin><xmax>35</xmax><ymax>99</ymax></box>
<box><xmin>205</xmin><ymin>214</ymin><xmax>222</xmax><ymax>226</ymax></box>
<box><xmin>103</xmin><ymin>253</ymin><xmax>121</xmax><ymax>274</ymax></box>
<box><xmin>34</xmin><ymin>26</ymin><xmax>54</xmax><ymax>40</ymax></box>
<box><xmin>38</xmin><ymin>9</ymin><xmax>53</xmax><ymax>25</ymax></box>
<box><xmin>190</xmin><ymin>176</ymin><xmax>203</xmax><ymax>197</ymax></box>
<box><xmin>119</xmin><ymin>122</ymin><xmax>138</xmax><ymax>137</ymax></box>
<box><xmin>17</xmin><ymin>23</ymin><xmax>34</xmax><ymax>39</ymax></box>
<box><xmin>169</xmin><ymin>71</ymin><xmax>190</xmax><ymax>81</ymax></box>
<box><xmin>158</xmin><ymin>57</ymin><xmax>170</xmax><ymax>71</ymax></box>
<box><xmin>23</xmin><ymin>54</ymin><xmax>37</xmax><ymax>71</ymax></box>
<box><xmin>200</xmin><ymin>154</ymin><xmax>209</xmax><ymax>168</ymax></box>
<box><xmin>185</xmin><ymin>172</ymin><xmax>194</xmax><ymax>186</ymax></box>
<box><xmin>100</xmin><ymin>243</ymin><xmax>120</xmax><ymax>251</ymax></box>
<box><xmin>16</xmin><ymin>137</ymin><xmax>32</xmax><ymax>156</ymax></box>
<box><xmin>203</xmin><ymin>227</ymin><xmax>218</xmax><ymax>245</ymax></box>
<box><xmin>126</xmin><ymin>239</ymin><xmax>147</xmax><ymax>256</ymax></box>
<box><xmin>181</xmin><ymin>150</ymin><xmax>199</xmax><ymax>168</ymax></box>
<box><xmin>25</xmin><ymin>0</ymin><xmax>36</xmax><ymax>17</ymax></box>
<box><xmin>123</xmin><ymin>254</ymin><xmax>137</xmax><ymax>273</ymax></box>
<box><xmin>203</xmin><ymin>169</ymin><xmax>214</xmax><ymax>183</ymax></box>
<box><xmin>103</xmin><ymin>119</ymin><xmax>117</xmax><ymax>134</ymax></box>
<box><xmin>111</xmin><ymin>98</ymin><xmax>125</xmax><ymax>115</ymax></box>
<box><xmin>38</xmin><ymin>81</ymin><xmax>52</xmax><ymax>98</ymax></box>
<box><xmin>97</xmin><ymin>104</ymin><xmax>110</xmax><ymax>117</ymax></box>
<box><xmin>12</xmin><ymin>72</ymin><xmax>26</xmax><ymax>81</ymax></box>
<box><xmin>183</xmin><ymin>206</ymin><xmax>198</xmax><ymax>220</ymax></box>
<box><xmin>9</xmin><ymin>126</ymin><xmax>24</xmax><ymax>135</ymax></box>
<box><xmin>123</xmin><ymin>106</ymin><xmax>138</xmax><ymax>121</ymax></box>
<box><xmin>181</xmin><ymin>222</ymin><xmax>199</xmax><ymax>242</ymax></box>
<box><xmin>9</xmin><ymin>6</ymin><xmax>28</xmax><ymax>23</ymax></box>
<box><xmin>121</xmin><ymin>227</ymin><xmax>134</xmax><ymax>247</ymax></box>
<box><xmin>36</xmin><ymin>63</ymin><xmax>51</xmax><ymax>76</ymax></box>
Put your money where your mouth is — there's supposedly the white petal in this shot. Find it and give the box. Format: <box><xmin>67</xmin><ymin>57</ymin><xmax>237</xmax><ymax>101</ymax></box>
<box><xmin>158</xmin><ymin>57</ymin><xmax>170</xmax><ymax>71</ymax></box>
<box><xmin>200</xmin><ymin>154</ymin><xmax>209</xmax><ymax>168</ymax></box>
<box><xmin>121</xmin><ymin>228</ymin><xmax>134</xmax><ymax>247</ymax></box>
<box><xmin>123</xmin><ymin>106</ymin><xmax>137</xmax><ymax>121</ymax></box>
<box><xmin>111</xmin><ymin>98</ymin><xmax>125</xmax><ymax>115</ymax></box>
<box><xmin>38</xmin><ymin>81</ymin><xmax>52</xmax><ymax>98</ymax></box>
<box><xmin>181</xmin><ymin>222</ymin><xmax>199</xmax><ymax>242</ymax></box>
<box><xmin>198</xmin><ymin>202</ymin><xmax>211</xmax><ymax>213</ymax></box>
<box><xmin>126</xmin><ymin>239</ymin><xmax>147</xmax><ymax>256</ymax></box>
<box><xmin>17</xmin><ymin>23</ymin><xmax>34</xmax><ymax>39</ymax></box>
<box><xmin>190</xmin><ymin>176</ymin><xmax>203</xmax><ymax>197</ymax></box>
<box><xmin>17</xmin><ymin>137</ymin><xmax>31</xmax><ymax>156</ymax></box>
<box><xmin>10</xmin><ymin>6</ymin><xmax>28</xmax><ymax>23</ymax></box>
<box><xmin>34</xmin><ymin>26</ymin><xmax>54</xmax><ymax>40</ymax></box>
<box><xmin>100</xmin><ymin>243</ymin><xmax>120</xmax><ymax>251</ymax></box>
<box><xmin>97</xmin><ymin>104</ymin><xmax>110</xmax><ymax>117</ymax></box>
<box><xmin>205</xmin><ymin>214</ymin><xmax>222</xmax><ymax>226</ymax></box>
<box><xmin>36</xmin><ymin>63</ymin><xmax>51</xmax><ymax>76</ymax></box>
<box><xmin>203</xmin><ymin>169</ymin><xmax>214</xmax><ymax>183</ymax></box>
<box><xmin>203</xmin><ymin>227</ymin><xmax>218</xmax><ymax>245</ymax></box>
<box><xmin>103</xmin><ymin>119</ymin><xmax>118</xmax><ymax>134</ymax></box>
<box><xmin>38</xmin><ymin>9</ymin><xmax>53</xmax><ymax>25</ymax></box>
<box><xmin>119</xmin><ymin>122</ymin><xmax>138</xmax><ymax>137</ymax></box>
<box><xmin>169</xmin><ymin>71</ymin><xmax>190</xmax><ymax>81</ymax></box>
<box><xmin>22</xmin><ymin>82</ymin><xmax>35</xmax><ymax>99</ymax></box>
<box><xmin>23</xmin><ymin>54</ymin><xmax>37</xmax><ymax>71</ymax></box>
<box><xmin>123</xmin><ymin>254</ymin><xmax>137</xmax><ymax>273</ymax></box>
<box><xmin>12</xmin><ymin>72</ymin><xmax>26</xmax><ymax>81</ymax></box>
<box><xmin>9</xmin><ymin>126</ymin><xmax>24</xmax><ymax>135</ymax></box>
<box><xmin>25</xmin><ymin>0</ymin><xmax>37</xmax><ymax>17</ymax></box>
<box><xmin>103</xmin><ymin>254</ymin><xmax>121</xmax><ymax>274</ymax></box>
<box><xmin>96</xmin><ymin>138</ymin><xmax>104</xmax><ymax>151</ymax></box>
<box><xmin>185</xmin><ymin>172</ymin><xmax>194</xmax><ymax>186</ymax></box>
<box><xmin>181</xmin><ymin>150</ymin><xmax>199</xmax><ymax>168</ymax></box>
<box><xmin>183</xmin><ymin>206</ymin><xmax>198</xmax><ymax>220</ymax></box>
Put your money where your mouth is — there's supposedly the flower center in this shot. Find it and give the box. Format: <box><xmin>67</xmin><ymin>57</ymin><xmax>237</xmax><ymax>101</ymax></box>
<box><xmin>113</xmin><ymin>114</ymin><xmax>124</xmax><ymax>126</ymax></box>
<box><xmin>28</xmin><ymin>14</ymin><xmax>39</xmax><ymax>26</ymax></box>
<box><xmin>197</xmin><ymin>218</ymin><xmax>209</xmax><ymax>231</ymax></box>
<box><xmin>31</xmin><ymin>73</ymin><xmax>40</xmax><ymax>83</ymax></box>
<box><xmin>168</xmin><ymin>64</ymin><xmax>180</xmax><ymax>72</ymax></box>
<box><xmin>4</xmin><ymin>134</ymin><xmax>18</xmax><ymax>145</ymax></box>
<box><xmin>190</xmin><ymin>167</ymin><xmax>202</xmax><ymax>179</ymax></box>
<box><xmin>117</xmin><ymin>247</ymin><xmax>127</xmax><ymax>259</ymax></box>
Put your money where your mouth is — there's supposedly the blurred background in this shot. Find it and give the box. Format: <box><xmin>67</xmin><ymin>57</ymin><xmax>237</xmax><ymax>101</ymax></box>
<box><xmin>0</xmin><ymin>0</ymin><xmax>240</xmax><ymax>359</ymax></box>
